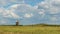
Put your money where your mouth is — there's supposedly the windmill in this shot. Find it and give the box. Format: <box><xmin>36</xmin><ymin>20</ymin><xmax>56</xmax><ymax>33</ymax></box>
<box><xmin>16</xmin><ymin>20</ymin><xmax>19</xmax><ymax>26</ymax></box>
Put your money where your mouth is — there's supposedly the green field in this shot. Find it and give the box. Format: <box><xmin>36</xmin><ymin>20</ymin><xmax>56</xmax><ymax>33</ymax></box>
<box><xmin>0</xmin><ymin>25</ymin><xmax>60</xmax><ymax>34</ymax></box>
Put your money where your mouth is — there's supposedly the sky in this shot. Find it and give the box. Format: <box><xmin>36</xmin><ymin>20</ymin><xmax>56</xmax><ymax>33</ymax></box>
<box><xmin>0</xmin><ymin>0</ymin><xmax>60</xmax><ymax>25</ymax></box>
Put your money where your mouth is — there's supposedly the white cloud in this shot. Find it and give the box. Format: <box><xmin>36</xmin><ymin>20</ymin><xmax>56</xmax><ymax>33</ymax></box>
<box><xmin>0</xmin><ymin>20</ymin><xmax>7</xmax><ymax>24</ymax></box>
<box><xmin>38</xmin><ymin>9</ymin><xmax>45</xmax><ymax>17</ymax></box>
<box><xmin>38</xmin><ymin>1</ymin><xmax>49</xmax><ymax>9</ymax></box>
<box><xmin>38</xmin><ymin>0</ymin><xmax>60</xmax><ymax>14</ymax></box>
<box><xmin>8</xmin><ymin>4</ymin><xmax>46</xmax><ymax>19</ymax></box>
<box><xmin>8</xmin><ymin>4</ymin><xmax>37</xmax><ymax>18</ymax></box>
<box><xmin>39</xmin><ymin>11</ymin><xmax>45</xmax><ymax>17</ymax></box>
<box><xmin>0</xmin><ymin>0</ymin><xmax>60</xmax><ymax>25</ymax></box>
<box><xmin>24</xmin><ymin>13</ymin><xmax>33</xmax><ymax>18</ymax></box>
<box><xmin>39</xmin><ymin>11</ymin><xmax>44</xmax><ymax>15</ymax></box>
<box><xmin>49</xmin><ymin>8</ymin><xmax>59</xmax><ymax>14</ymax></box>
<box><xmin>10</xmin><ymin>4</ymin><xmax>19</xmax><ymax>9</ymax></box>
<box><xmin>33</xmin><ymin>5</ymin><xmax>38</xmax><ymax>9</ymax></box>
<box><xmin>37</xmin><ymin>0</ymin><xmax>60</xmax><ymax>24</ymax></box>
<box><xmin>0</xmin><ymin>8</ymin><xmax>9</xmax><ymax>17</ymax></box>
<box><xmin>9</xmin><ymin>11</ymin><xmax>20</xmax><ymax>18</ymax></box>
<box><xmin>0</xmin><ymin>7</ymin><xmax>20</xmax><ymax>19</ymax></box>
<box><xmin>38</xmin><ymin>9</ymin><xmax>45</xmax><ymax>15</ymax></box>
<box><xmin>50</xmin><ymin>17</ymin><xmax>58</xmax><ymax>21</ymax></box>
<box><xmin>0</xmin><ymin>0</ymin><xmax>25</xmax><ymax>7</ymax></box>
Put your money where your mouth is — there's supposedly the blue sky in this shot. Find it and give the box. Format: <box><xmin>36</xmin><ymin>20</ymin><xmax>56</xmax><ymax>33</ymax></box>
<box><xmin>0</xmin><ymin>0</ymin><xmax>60</xmax><ymax>25</ymax></box>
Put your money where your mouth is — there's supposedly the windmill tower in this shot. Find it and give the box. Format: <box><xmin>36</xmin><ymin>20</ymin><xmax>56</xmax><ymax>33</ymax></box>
<box><xmin>16</xmin><ymin>20</ymin><xmax>19</xmax><ymax>26</ymax></box>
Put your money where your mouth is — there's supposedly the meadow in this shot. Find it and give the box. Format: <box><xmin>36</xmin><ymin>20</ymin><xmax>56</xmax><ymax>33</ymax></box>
<box><xmin>0</xmin><ymin>25</ymin><xmax>60</xmax><ymax>34</ymax></box>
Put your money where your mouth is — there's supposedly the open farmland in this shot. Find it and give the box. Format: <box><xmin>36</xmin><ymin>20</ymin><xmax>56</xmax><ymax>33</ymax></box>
<box><xmin>0</xmin><ymin>25</ymin><xmax>60</xmax><ymax>34</ymax></box>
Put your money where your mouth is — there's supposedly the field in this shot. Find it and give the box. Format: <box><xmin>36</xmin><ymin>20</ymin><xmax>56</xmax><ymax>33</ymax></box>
<box><xmin>0</xmin><ymin>25</ymin><xmax>60</xmax><ymax>34</ymax></box>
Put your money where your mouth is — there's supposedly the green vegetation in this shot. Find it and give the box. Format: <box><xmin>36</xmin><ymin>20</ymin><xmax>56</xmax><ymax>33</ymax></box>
<box><xmin>0</xmin><ymin>24</ymin><xmax>60</xmax><ymax>34</ymax></box>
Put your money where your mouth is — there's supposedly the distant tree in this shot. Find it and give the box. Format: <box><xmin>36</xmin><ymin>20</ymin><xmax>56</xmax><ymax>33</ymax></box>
<box><xmin>40</xmin><ymin>23</ymin><xmax>48</xmax><ymax>25</ymax></box>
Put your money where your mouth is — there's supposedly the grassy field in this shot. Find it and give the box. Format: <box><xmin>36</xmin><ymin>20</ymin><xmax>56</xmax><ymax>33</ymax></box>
<box><xmin>0</xmin><ymin>25</ymin><xmax>60</xmax><ymax>34</ymax></box>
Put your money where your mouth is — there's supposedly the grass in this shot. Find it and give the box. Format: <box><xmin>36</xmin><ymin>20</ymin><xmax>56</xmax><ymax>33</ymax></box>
<box><xmin>0</xmin><ymin>25</ymin><xmax>60</xmax><ymax>34</ymax></box>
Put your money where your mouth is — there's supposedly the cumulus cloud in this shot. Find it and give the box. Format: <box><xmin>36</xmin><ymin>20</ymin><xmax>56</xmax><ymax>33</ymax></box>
<box><xmin>0</xmin><ymin>5</ymin><xmax>21</xmax><ymax>24</ymax></box>
<box><xmin>8</xmin><ymin>4</ymin><xmax>46</xmax><ymax>18</ymax></box>
<box><xmin>0</xmin><ymin>7</ymin><xmax>20</xmax><ymax>18</ymax></box>
<box><xmin>0</xmin><ymin>0</ymin><xmax>60</xmax><ymax>25</ymax></box>
<box><xmin>51</xmin><ymin>17</ymin><xmax>57</xmax><ymax>21</ymax></box>
<box><xmin>38</xmin><ymin>0</ymin><xmax>60</xmax><ymax>14</ymax></box>
<box><xmin>5</xmin><ymin>4</ymin><xmax>46</xmax><ymax>25</ymax></box>
<box><xmin>24</xmin><ymin>13</ymin><xmax>33</xmax><ymax>18</ymax></box>
<box><xmin>38</xmin><ymin>9</ymin><xmax>45</xmax><ymax>17</ymax></box>
<box><xmin>37</xmin><ymin>0</ymin><xmax>60</xmax><ymax>22</ymax></box>
<box><xmin>0</xmin><ymin>0</ymin><xmax>25</xmax><ymax>7</ymax></box>
<box><xmin>0</xmin><ymin>19</ymin><xmax>8</xmax><ymax>25</ymax></box>
<box><xmin>0</xmin><ymin>8</ymin><xmax>9</xmax><ymax>17</ymax></box>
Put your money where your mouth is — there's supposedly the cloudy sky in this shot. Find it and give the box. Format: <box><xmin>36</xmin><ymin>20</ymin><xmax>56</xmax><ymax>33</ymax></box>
<box><xmin>0</xmin><ymin>0</ymin><xmax>60</xmax><ymax>25</ymax></box>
